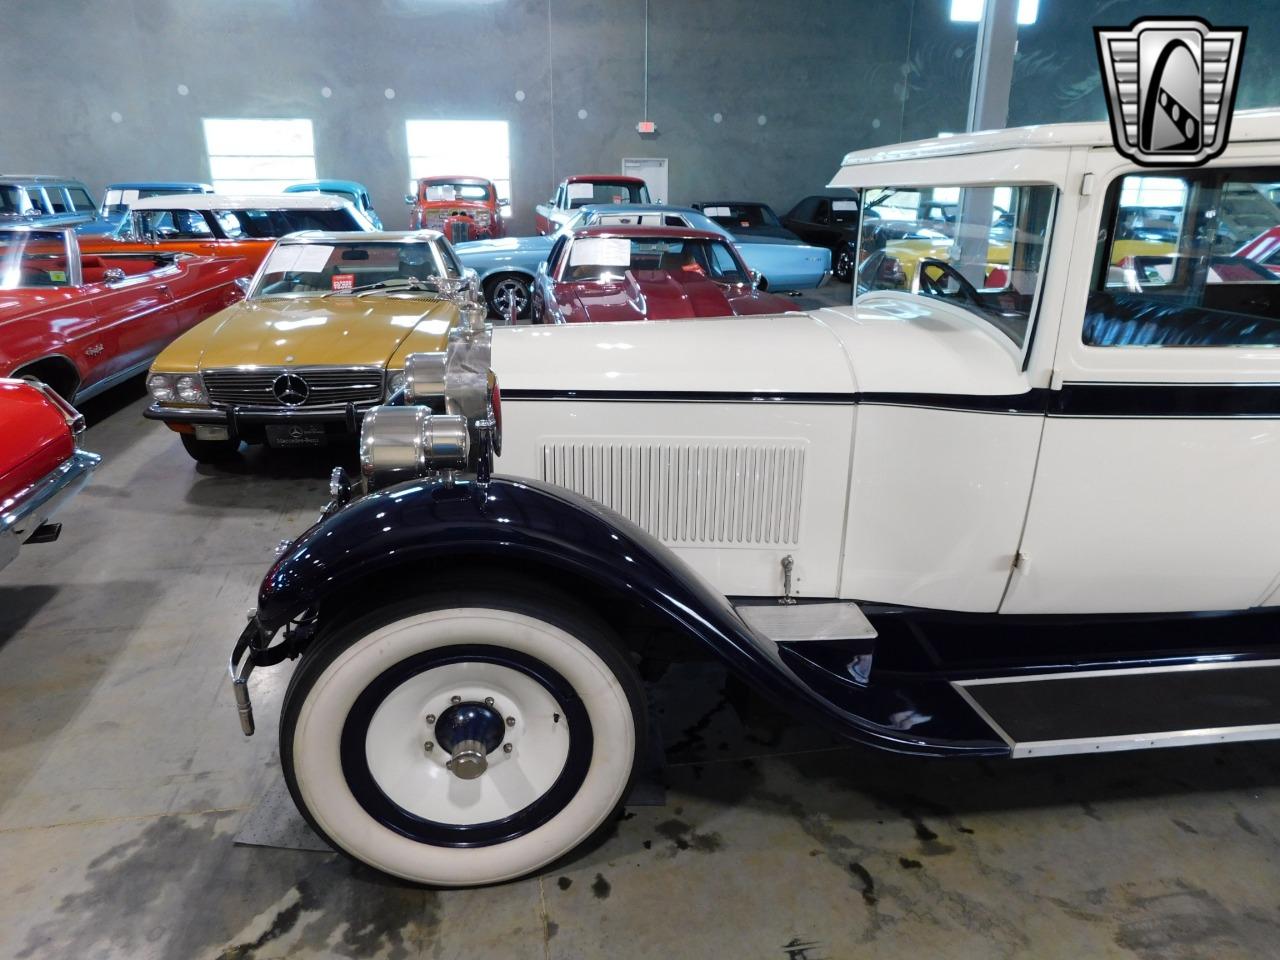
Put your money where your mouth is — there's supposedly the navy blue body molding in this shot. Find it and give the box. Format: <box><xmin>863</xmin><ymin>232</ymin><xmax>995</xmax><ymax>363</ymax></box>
<box><xmin>257</xmin><ymin>476</ymin><xmax>1009</xmax><ymax>758</ymax></box>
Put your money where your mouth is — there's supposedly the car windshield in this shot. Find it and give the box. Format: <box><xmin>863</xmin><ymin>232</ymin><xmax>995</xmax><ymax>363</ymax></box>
<box><xmin>0</xmin><ymin>230</ymin><xmax>70</xmax><ymax>288</ymax></box>
<box><xmin>566</xmin><ymin>182</ymin><xmax>650</xmax><ymax>208</ymax></box>
<box><xmin>701</xmin><ymin>204</ymin><xmax>779</xmax><ymax>228</ymax></box>
<box><xmin>422</xmin><ymin>182</ymin><xmax>490</xmax><ymax>202</ymax></box>
<box><xmin>252</xmin><ymin>240</ymin><xmax>458</xmax><ymax>296</ymax></box>
<box><xmin>214</xmin><ymin>207</ymin><xmax>364</xmax><ymax>239</ymax></box>
<box><xmin>562</xmin><ymin>236</ymin><xmax>747</xmax><ymax>284</ymax></box>
<box><xmin>859</xmin><ymin>184</ymin><xmax>1056</xmax><ymax>350</ymax></box>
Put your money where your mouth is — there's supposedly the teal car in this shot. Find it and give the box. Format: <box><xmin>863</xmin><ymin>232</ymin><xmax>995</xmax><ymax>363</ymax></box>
<box><xmin>457</xmin><ymin>204</ymin><xmax>830</xmax><ymax>318</ymax></box>
<box><xmin>285</xmin><ymin>180</ymin><xmax>382</xmax><ymax>230</ymax></box>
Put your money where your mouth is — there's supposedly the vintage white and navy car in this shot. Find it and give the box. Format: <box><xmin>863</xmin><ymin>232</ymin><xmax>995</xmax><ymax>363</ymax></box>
<box><xmin>230</xmin><ymin>109</ymin><xmax>1280</xmax><ymax>886</ymax></box>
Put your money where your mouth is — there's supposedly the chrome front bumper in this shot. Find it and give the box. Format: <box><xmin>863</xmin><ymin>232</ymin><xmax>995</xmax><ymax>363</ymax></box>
<box><xmin>144</xmin><ymin>402</ymin><xmax>370</xmax><ymax>436</ymax></box>
<box><xmin>0</xmin><ymin>449</ymin><xmax>101</xmax><ymax>570</ymax></box>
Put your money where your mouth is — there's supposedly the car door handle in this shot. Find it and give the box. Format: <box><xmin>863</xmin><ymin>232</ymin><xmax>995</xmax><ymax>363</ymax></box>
<box><xmin>155</xmin><ymin>284</ymin><xmax>170</xmax><ymax>293</ymax></box>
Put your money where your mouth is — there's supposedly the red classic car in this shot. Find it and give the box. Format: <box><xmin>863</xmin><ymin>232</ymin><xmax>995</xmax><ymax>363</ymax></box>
<box><xmin>0</xmin><ymin>378</ymin><xmax>99</xmax><ymax>571</ymax></box>
<box><xmin>1237</xmin><ymin>225</ymin><xmax>1280</xmax><ymax>276</ymax></box>
<box><xmin>0</xmin><ymin>226</ymin><xmax>246</xmax><ymax>401</ymax></box>
<box><xmin>81</xmin><ymin>192</ymin><xmax>376</xmax><ymax>279</ymax></box>
<box><xmin>529</xmin><ymin>226</ymin><xmax>800</xmax><ymax>323</ymax></box>
<box><xmin>406</xmin><ymin>176</ymin><xmax>506</xmax><ymax>242</ymax></box>
<box><xmin>534</xmin><ymin>175</ymin><xmax>650</xmax><ymax>235</ymax></box>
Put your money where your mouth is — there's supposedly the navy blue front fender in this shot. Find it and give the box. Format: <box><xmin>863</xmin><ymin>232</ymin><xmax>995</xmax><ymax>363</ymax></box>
<box><xmin>255</xmin><ymin>475</ymin><xmax>1007</xmax><ymax>758</ymax></box>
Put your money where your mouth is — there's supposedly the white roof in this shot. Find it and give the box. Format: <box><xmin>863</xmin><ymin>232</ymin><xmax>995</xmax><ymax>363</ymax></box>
<box><xmin>829</xmin><ymin>107</ymin><xmax>1280</xmax><ymax>190</ymax></box>
<box><xmin>130</xmin><ymin>193</ymin><xmax>351</xmax><ymax>211</ymax></box>
<box><xmin>277</xmin><ymin>229</ymin><xmax>444</xmax><ymax>243</ymax></box>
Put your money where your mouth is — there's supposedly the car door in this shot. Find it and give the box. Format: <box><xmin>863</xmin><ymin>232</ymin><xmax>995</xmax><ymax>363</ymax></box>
<box><xmin>1003</xmin><ymin>151</ymin><xmax>1280</xmax><ymax>615</ymax></box>
<box><xmin>75</xmin><ymin>266</ymin><xmax>178</xmax><ymax>388</ymax></box>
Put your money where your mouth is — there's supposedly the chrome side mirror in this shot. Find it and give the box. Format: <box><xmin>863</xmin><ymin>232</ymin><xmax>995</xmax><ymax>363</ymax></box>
<box><xmin>234</xmin><ymin>276</ymin><xmax>251</xmax><ymax>293</ymax></box>
<box><xmin>749</xmin><ymin>269</ymin><xmax>762</xmax><ymax>290</ymax></box>
<box><xmin>405</xmin><ymin>194</ymin><xmax>415</xmax><ymax>205</ymax></box>
<box><xmin>103</xmin><ymin>267</ymin><xmax>127</xmax><ymax>284</ymax></box>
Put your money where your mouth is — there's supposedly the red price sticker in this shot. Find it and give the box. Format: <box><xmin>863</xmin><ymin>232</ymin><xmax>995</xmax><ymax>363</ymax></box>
<box><xmin>331</xmin><ymin>273</ymin><xmax>355</xmax><ymax>291</ymax></box>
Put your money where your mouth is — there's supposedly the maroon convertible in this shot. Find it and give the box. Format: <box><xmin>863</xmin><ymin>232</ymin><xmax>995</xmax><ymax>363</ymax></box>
<box><xmin>529</xmin><ymin>226</ymin><xmax>799</xmax><ymax>323</ymax></box>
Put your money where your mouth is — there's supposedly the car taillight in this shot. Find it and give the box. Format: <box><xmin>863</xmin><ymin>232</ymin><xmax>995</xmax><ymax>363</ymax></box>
<box><xmin>30</xmin><ymin>380</ymin><xmax>85</xmax><ymax>434</ymax></box>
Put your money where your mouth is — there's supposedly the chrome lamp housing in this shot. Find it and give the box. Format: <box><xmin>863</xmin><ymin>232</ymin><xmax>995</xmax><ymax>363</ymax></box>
<box><xmin>351</xmin><ymin>308</ymin><xmax>500</xmax><ymax>498</ymax></box>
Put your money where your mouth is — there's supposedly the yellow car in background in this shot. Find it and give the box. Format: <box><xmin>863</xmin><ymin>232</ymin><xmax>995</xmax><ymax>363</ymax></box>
<box><xmin>144</xmin><ymin>231</ymin><xmax>480</xmax><ymax>463</ymax></box>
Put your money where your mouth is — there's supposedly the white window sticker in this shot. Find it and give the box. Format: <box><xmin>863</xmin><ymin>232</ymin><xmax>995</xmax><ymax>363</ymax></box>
<box><xmin>594</xmin><ymin>213</ymin><xmax>670</xmax><ymax>226</ymax></box>
<box><xmin>267</xmin><ymin>243</ymin><xmax>334</xmax><ymax>274</ymax></box>
<box><xmin>569</xmin><ymin>237</ymin><xmax>631</xmax><ymax>267</ymax></box>
<box><xmin>702</xmin><ymin>206</ymin><xmax>731</xmax><ymax>218</ymax></box>
<box><xmin>566</xmin><ymin>182</ymin><xmax>595</xmax><ymax>201</ymax></box>
<box><xmin>832</xmin><ymin>200</ymin><xmax>859</xmax><ymax>211</ymax></box>
<box><xmin>425</xmin><ymin>185</ymin><xmax>457</xmax><ymax>202</ymax></box>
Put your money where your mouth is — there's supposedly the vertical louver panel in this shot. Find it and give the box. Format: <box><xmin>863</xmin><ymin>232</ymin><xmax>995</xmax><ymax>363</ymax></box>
<box><xmin>540</xmin><ymin>440</ymin><xmax>805</xmax><ymax>545</ymax></box>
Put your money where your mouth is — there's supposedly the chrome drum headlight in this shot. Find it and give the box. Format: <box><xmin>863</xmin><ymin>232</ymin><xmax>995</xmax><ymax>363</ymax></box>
<box><xmin>359</xmin><ymin>406</ymin><xmax>470</xmax><ymax>490</ymax></box>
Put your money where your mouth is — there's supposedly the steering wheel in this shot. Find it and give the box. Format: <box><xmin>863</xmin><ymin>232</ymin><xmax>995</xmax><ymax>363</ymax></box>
<box><xmin>917</xmin><ymin>258</ymin><xmax>983</xmax><ymax>306</ymax></box>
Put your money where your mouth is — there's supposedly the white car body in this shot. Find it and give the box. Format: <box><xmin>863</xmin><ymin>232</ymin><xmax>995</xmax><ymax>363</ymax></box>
<box><xmin>496</xmin><ymin>107</ymin><xmax>1280</xmax><ymax>617</ymax></box>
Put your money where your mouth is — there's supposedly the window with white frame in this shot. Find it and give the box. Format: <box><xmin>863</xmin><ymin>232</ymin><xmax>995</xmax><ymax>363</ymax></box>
<box><xmin>406</xmin><ymin>120</ymin><xmax>511</xmax><ymax>209</ymax></box>
<box><xmin>202</xmin><ymin>118</ymin><xmax>316</xmax><ymax>193</ymax></box>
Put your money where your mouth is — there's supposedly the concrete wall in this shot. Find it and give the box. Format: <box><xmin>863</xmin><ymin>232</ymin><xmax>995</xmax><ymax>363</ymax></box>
<box><xmin>1007</xmin><ymin>0</ymin><xmax>1280</xmax><ymax>127</ymax></box>
<box><xmin>0</xmin><ymin>0</ymin><xmax>974</xmax><ymax>236</ymax></box>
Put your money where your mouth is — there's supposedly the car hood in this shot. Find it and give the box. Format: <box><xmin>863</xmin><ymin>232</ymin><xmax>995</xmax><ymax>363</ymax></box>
<box><xmin>457</xmin><ymin>235</ymin><xmax>553</xmax><ymax>256</ymax></box>
<box><xmin>160</xmin><ymin>295</ymin><xmax>457</xmax><ymax>372</ymax></box>
<box><xmin>556</xmin><ymin>271</ymin><xmax>795</xmax><ymax>322</ymax></box>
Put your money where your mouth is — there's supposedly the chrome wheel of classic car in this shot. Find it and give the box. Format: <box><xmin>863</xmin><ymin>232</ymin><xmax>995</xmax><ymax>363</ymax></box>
<box><xmin>833</xmin><ymin>243</ymin><xmax>854</xmax><ymax>282</ymax></box>
<box><xmin>279</xmin><ymin>591</ymin><xmax>644</xmax><ymax>886</ymax></box>
<box><xmin>484</xmin><ymin>274</ymin><xmax>531</xmax><ymax>320</ymax></box>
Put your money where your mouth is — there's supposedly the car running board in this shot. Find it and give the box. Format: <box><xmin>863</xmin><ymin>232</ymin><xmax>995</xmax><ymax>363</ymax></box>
<box><xmin>734</xmin><ymin>601</ymin><xmax>877</xmax><ymax>643</ymax></box>
<box><xmin>954</xmin><ymin>659</ymin><xmax>1280</xmax><ymax>758</ymax></box>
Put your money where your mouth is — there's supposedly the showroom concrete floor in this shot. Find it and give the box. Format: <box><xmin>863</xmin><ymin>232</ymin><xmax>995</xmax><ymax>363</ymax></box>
<box><xmin>3</xmin><ymin>286</ymin><xmax>1280</xmax><ymax>960</ymax></box>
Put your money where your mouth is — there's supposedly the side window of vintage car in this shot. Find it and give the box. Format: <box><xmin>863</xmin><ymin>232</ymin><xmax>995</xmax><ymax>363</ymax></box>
<box><xmin>857</xmin><ymin>183</ymin><xmax>1056</xmax><ymax>350</ymax></box>
<box><xmin>1086</xmin><ymin>169</ymin><xmax>1280</xmax><ymax>347</ymax></box>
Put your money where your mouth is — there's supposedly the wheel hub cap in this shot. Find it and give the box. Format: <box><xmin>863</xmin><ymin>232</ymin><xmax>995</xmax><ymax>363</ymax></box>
<box><xmin>434</xmin><ymin>701</ymin><xmax>506</xmax><ymax>780</ymax></box>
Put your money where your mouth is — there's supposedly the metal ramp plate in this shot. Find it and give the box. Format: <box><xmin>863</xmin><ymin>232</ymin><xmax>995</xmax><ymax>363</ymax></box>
<box><xmin>955</xmin><ymin>659</ymin><xmax>1280</xmax><ymax>758</ymax></box>
<box><xmin>735</xmin><ymin>601</ymin><xmax>877</xmax><ymax>642</ymax></box>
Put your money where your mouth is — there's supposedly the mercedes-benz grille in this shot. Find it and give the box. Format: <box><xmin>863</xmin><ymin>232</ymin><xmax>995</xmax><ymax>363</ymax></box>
<box><xmin>202</xmin><ymin>368</ymin><xmax>385</xmax><ymax>409</ymax></box>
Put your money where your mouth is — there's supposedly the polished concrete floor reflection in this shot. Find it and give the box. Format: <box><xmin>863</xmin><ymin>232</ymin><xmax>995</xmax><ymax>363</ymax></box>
<box><xmin>3</xmin><ymin>286</ymin><xmax>1280</xmax><ymax>959</ymax></box>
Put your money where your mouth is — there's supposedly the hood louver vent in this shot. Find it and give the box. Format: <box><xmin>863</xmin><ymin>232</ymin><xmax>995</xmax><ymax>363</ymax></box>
<box><xmin>540</xmin><ymin>439</ymin><xmax>805</xmax><ymax>546</ymax></box>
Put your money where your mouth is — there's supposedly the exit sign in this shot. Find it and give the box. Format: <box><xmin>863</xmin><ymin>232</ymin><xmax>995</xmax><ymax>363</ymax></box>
<box><xmin>636</xmin><ymin>120</ymin><xmax>657</xmax><ymax>134</ymax></box>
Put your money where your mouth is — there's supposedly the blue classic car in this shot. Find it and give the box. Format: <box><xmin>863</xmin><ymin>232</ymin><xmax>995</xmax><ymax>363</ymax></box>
<box><xmin>0</xmin><ymin>175</ymin><xmax>114</xmax><ymax>233</ymax></box>
<box><xmin>457</xmin><ymin>204</ymin><xmax>831</xmax><ymax>317</ymax></box>
<box><xmin>285</xmin><ymin>180</ymin><xmax>382</xmax><ymax>230</ymax></box>
<box><xmin>93</xmin><ymin>181</ymin><xmax>214</xmax><ymax>236</ymax></box>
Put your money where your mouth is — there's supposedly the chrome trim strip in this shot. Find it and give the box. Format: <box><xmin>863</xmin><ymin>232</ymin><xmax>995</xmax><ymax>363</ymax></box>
<box><xmin>1011</xmin><ymin>724</ymin><xmax>1280</xmax><ymax>759</ymax></box>
<box><xmin>953</xmin><ymin>657</ymin><xmax>1280</xmax><ymax>687</ymax></box>
<box><xmin>0</xmin><ymin>449</ymin><xmax>101</xmax><ymax>539</ymax></box>
<box><xmin>73</xmin><ymin>356</ymin><xmax>153</xmax><ymax>403</ymax></box>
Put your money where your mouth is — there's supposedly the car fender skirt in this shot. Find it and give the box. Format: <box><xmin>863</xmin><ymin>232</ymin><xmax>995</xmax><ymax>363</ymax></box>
<box><xmin>258</xmin><ymin>475</ymin><xmax>1008</xmax><ymax>758</ymax></box>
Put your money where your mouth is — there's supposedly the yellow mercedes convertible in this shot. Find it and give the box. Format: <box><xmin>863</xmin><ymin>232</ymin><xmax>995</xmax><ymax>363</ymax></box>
<box><xmin>144</xmin><ymin>231</ymin><xmax>479</xmax><ymax>463</ymax></box>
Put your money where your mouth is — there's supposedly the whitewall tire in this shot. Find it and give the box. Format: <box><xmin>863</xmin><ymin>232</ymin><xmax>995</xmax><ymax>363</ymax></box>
<box><xmin>279</xmin><ymin>591</ymin><xmax>643</xmax><ymax>886</ymax></box>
